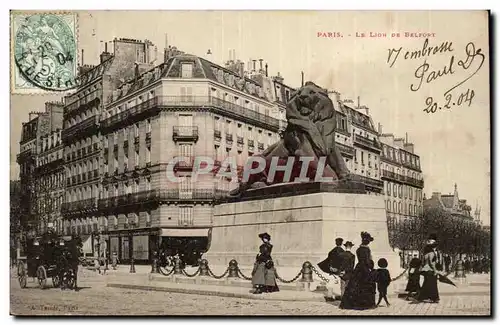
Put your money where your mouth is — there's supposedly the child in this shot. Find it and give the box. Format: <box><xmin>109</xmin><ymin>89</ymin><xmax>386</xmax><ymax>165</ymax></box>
<box><xmin>376</xmin><ymin>258</ymin><xmax>392</xmax><ymax>307</ymax></box>
<box><xmin>405</xmin><ymin>257</ymin><xmax>422</xmax><ymax>300</ymax></box>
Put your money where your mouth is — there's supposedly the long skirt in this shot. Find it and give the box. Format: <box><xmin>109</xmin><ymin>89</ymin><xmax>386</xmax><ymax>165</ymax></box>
<box><xmin>405</xmin><ymin>272</ymin><xmax>421</xmax><ymax>293</ymax></box>
<box><xmin>418</xmin><ymin>271</ymin><xmax>439</xmax><ymax>302</ymax></box>
<box><xmin>339</xmin><ymin>265</ymin><xmax>376</xmax><ymax>310</ymax></box>
<box><xmin>252</xmin><ymin>263</ymin><xmax>279</xmax><ymax>292</ymax></box>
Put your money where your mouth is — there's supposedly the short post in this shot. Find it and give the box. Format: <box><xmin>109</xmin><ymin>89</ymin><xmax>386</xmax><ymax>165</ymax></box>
<box><xmin>129</xmin><ymin>257</ymin><xmax>136</xmax><ymax>273</ymax></box>
<box><xmin>301</xmin><ymin>261</ymin><xmax>313</xmax><ymax>282</ymax></box>
<box><xmin>199</xmin><ymin>259</ymin><xmax>209</xmax><ymax>276</ymax></box>
<box><xmin>228</xmin><ymin>259</ymin><xmax>238</xmax><ymax>278</ymax></box>
<box><xmin>173</xmin><ymin>256</ymin><xmax>183</xmax><ymax>275</ymax></box>
<box><xmin>151</xmin><ymin>251</ymin><xmax>158</xmax><ymax>274</ymax></box>
<box><xmin>454</xmin><ymin>259</ymin><xmax>466</xmax><ymax>278</ymax></box>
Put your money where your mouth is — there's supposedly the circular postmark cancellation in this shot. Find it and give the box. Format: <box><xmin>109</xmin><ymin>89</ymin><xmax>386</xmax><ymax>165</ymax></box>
<box><xmin>14</xmin><ymin>13</ymin><xmax>78</xmax><ymax>92</ymax></box>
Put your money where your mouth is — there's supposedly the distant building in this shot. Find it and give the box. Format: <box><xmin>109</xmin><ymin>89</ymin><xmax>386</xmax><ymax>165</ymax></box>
<box><xmin>423</xmin><ymin>183</ymin><xmax>475</xmax><ymax>222</ymax></box>
<box><xmin>17</xmin><ymin>102</ymin><xmax>64</xmax><ymax>234</ymax></box>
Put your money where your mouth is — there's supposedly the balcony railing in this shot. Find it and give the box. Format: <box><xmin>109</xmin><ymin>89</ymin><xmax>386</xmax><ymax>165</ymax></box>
<box><xmin>214</xmin><ymin>130</ymin><xmax>221</xmax><ymax>139</ymax></box>
<box><xmin>62</xmin><ymin>115</ymin><xmax>98</xmax><ymax>142</ymax></box>
<box><xmin>248</xmin><ymin>140</ymin><xmax>254</xmax><ymax>148</ymax></box>
<box><xmin>173</xmin><ymin>126</ymin><xmax>199</xmax><ymax>142</ymax></box>
<box><xmin>358</xmin><ymin>175</ymin><xmax>384</xmax><ymax>191</ymax></box>
<box><xmin>98</xmin><ymin>190</ymin><xmax>159</xmax><ymax>211</ymax></box>
<box><xmin>354</xmin><ymin>134</ymin><xmax>381</xmax><ymax>151</ymax></box>
<box><xmin>61</xmin><ymin>198</ymin><xmax>98</xmax><ymax>214</ymax></box>
<box><xmin>101</xmin><ymin>96</ymin><xmax>280</xmax><ymax>135</ymax></box>
<box><xmin>237</xmin><ymin>136</ymin><xmax>244</xmax><ymax>145</ymax></box>
<box><xmin>173</xmin><ymin>156</ymin><xmax>195</xmax><ymax>170</ymax></box>
<box><xmin>381</xmin><ymin>170</ymin><xmax>424</xmax><ymax>188</ymax></box>
<box><xmin>257</xmin><ymin>142</ymin><xmax>264</xmax><ymax>150</ymax></box>
<box><xmin>225</xmin><ymin>133</ymin><xmax>233</xmax><ymax>142</ymax></box>
<box><xmin>335</xmin><ymin>142</ymin><xmax>355</xmax><ymax>156</ymax></box>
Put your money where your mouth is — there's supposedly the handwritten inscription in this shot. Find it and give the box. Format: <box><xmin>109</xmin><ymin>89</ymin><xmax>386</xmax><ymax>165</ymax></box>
<box><xmin>386</xmin><ymin>39</ymin><xmax>485</xmax><ymax>114</ymax></box>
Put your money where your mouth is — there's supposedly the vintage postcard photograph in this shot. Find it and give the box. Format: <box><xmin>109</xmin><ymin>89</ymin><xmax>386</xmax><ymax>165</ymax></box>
<box><xmin>9</xmin><ymin>10</ymin><xmax>491</xmax><ymax>316</ymax></box>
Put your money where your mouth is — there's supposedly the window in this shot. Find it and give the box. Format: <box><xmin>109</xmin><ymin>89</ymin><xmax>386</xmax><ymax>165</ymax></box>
<box><xmin>361</xmin><ymin>152</ymin><xmax>364</xmax><ymax>165</ymax></box>
<box><xmin>134</xmin><ymin>123</ymin><xmax>139</xmax><ymax>137</ymax></box>
<box><xmin>180</xmin><ymin>87</ymin><xmax>193</xmax><ymax>103</ymax></box>
<box><xmin>147</xmin><ymin>119</ymin><xmax>151</xmax><ymax>133</ymax></box>
<box><xmin>181</xmin><ymin>63</ymin><xmax>193</xmax><ymax>78</ymax></box>
<box><xmin>393</xmin><ymin>183</ymin><xmax>397</xmax><ymax>197</ymax></box>
<box><xmin>145</xmin><ymin>177</ymin><xmax>151</xmax><ymax>191</ymax></box>
<box><xmin>398</xmin><ymin>185</ymin><xmax>402</xmax><ymax>198</ymax></box>
<box><xmin>146</xmin><ymin>145</ymin><xmax>151</xmax><ymax>163</ymax></box>
<box><xmin>398</xmin><ymin>202</ymin><xmax>402</xmax><ymax>213</ymax></box>
<box><xmin>409</xmin><ymin>204</ymin><xmax>413</xmax><ymax>216</ymax></box>
<box><xmin>179</xmin><ymin>206</ymin><xmax>194</xmax><ymax>226</ymax></box>
<box><xmin>393</xmin><ymin>201</ymin><xmax>397</xmax><ymax>212</ymax></box>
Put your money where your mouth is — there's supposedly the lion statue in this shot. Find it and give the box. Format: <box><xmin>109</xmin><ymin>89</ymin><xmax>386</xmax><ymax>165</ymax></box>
<box><xmin>229</xmin><ymin>81</ymin><xmax>353</xmax><ymax>197</ymax></box>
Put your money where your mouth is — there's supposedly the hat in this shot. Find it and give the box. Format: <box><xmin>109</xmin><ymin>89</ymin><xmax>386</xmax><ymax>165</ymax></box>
<box><xmin>344</xmin><ymin>241</ymin><xmax>354</xmax><ymax>248</ymax></box>
<box><xmin>426</xmin><ymin>234</ymin><xmax>438</xmax><ymax>245</ymax></box>
<box><xmin>360</xmin><ymin>231</ymin><xmax>374</xmax><ymax>242</ymax></box>
<box><xmin>335</xmin><ymin>237</ymin><xmax>344</xmax><ymax>245</ymax></box>
<box><xmin>377</xmin><ymin>258</ymin><xmax>388</xmax><ymax>268</ymax></box>
<box><xmin>258</xmin><ymin>232</ymin><xmax>271</xmax><ymax>241</ymax></box>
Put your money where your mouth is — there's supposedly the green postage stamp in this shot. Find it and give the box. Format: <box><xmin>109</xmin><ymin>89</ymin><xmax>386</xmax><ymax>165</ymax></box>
<box><xmin>11</xmin><ymin>11</ymin><xmax>78</xmax><ymax>94</ymax></box>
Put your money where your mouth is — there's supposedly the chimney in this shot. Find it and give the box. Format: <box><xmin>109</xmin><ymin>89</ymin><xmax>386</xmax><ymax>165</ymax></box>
<box><xmin>228</xmin><ymin>49</ymin><xmax>232</xmax><ymax>62</ymax></box>
<box><xmin>233</xmin><ymin>49</ymin><xmax>236</xmax><ymax>62</ymax></box>
<box><xmin>378</xmin><ymin>122</ymin><xmax>382</xmax><ymax>134</ymax></box>
<box><xmin>259</xmin><ymin>59</ymin><xmax>263</xmax><ymax>72</ymax></box>
<box><xmin>100</xmin><ymin>42</ymin><xmax>112</xmax><ymax>63</ymax></box>
<box><xmin>81</xmin><ymin>49</ymin><xmax>84</xmax><ymax>66</ymax></box>
<box><xmin>252</xmin><ymin>60</ymin><xmax>256</xmax><ymax>72</ymax></box>
<box><xmin>265</xmin><ymin>63</ymin><xmax>268</xmax><ymax>77</ymax></box>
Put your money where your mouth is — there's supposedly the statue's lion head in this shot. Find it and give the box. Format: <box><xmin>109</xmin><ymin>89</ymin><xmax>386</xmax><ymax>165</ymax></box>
<box><xmin>290</xmin><ymin>81</ymin><xmax>334</xmax><ymax>120</ymax></box>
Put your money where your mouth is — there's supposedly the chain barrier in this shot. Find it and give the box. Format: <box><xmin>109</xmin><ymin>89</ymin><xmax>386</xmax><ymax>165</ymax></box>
<box><xmin>158</xmin><ymin>266</ymin><xmax>175</xmax><ymax>276</ymax></box>
<box><xmin>207</xmin><ymin>266</ymin><xmax>229</xmax><ymax>279</ymax></box>
<box><xmin>182</xmin><ymin>268</ymin><xmax>200</xmax><ymax>278</ymax></box>
<box><xmin>236</xmin><ymin>267</ymin><xmax>253</xmax><ymax>281</ymax></box>
<box><xmin>275</xmin><ymin>269</ymin><xmax>303</xmax><ymax>283</ymax></box>
<box><xmin>311</xmin><ymin>265</ymin><xmax>339</xmax><ymax>284</ymax></box>
<box><xmin>391</xmin><ymin>268</ymin><xmax>409</xmax><ymax>281</ymax></box>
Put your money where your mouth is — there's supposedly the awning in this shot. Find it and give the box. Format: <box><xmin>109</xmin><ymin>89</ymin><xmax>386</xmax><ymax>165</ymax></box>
<box><xmin>81</xmin><ymin>235</ymin><xmax>93</xmax><ymax>254</ymax></box>
<box><xmin>160</xmin><ymin>228</ymin><xmax>210</xmax><ymax>238</ymax></box>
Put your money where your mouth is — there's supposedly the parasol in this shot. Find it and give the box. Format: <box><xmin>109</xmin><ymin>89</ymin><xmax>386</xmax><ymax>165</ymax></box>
<box><xmin>438</xmin><ymin>274</ymin><xmax>457</xmax><ymax>287</ymax></box>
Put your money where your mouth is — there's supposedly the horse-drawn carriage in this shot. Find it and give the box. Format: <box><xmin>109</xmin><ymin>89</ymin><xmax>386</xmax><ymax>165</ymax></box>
<box><xmin>17</xmin><ymin>231</ymin><xmax>82</xmax><ymax>290</ymax></box>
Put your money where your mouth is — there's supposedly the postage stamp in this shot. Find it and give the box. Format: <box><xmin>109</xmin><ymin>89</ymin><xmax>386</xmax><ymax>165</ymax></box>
<box><xmin>11</xmin><ymin>11</ymin><xmax>78</xmax><ymax>94</ymax></box>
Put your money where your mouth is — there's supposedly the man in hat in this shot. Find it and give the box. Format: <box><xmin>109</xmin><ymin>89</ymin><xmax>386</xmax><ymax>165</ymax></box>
<box><xmin>318</xmin><ymin>237</ymin><xmax>344</xmax><ymax>275</ymax></box>
<box><xmin>339</xmin><ymin>241</ymin><xmax>355</xmax><ymax>298</ymax></box>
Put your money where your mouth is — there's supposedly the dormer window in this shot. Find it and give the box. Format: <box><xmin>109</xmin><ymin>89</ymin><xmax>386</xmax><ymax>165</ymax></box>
<box><xmin>181</xmin><ymin>63</ymin><xmax>193</xmax><ymax>78</ymax></box>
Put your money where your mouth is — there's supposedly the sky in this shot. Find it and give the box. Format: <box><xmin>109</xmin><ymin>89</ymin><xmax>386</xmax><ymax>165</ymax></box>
<box><xmin>10</xmin><ymin>11</ymin><xmax>490</xmax><ymax>224</ymax></box>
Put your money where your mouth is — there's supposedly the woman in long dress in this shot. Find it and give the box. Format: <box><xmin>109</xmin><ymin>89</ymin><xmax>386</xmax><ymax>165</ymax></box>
<box><xmin>339</xmin><ymin>231</ymin><xmax>376</xmax><ymax>310</ymax></box>
<box><xmin>405</xmin><ymin>257</ymin><xmax>422</xmax><ymax>300</ymax></box>
<box><xmin>417</xmin><ymin>236</ymin><xmax>440</xmax><ymax>303</ymax></box>
<box><xmin>251</xmin><ymin>232</ymin><xmax>279</xmax><ymax>294</ymax></box>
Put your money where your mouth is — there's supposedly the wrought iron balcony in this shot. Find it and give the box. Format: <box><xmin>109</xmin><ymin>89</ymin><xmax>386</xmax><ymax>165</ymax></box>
<box><xmin>381</xmin><ymin>170</ymin><xmax>424</xmax><ymax>188</ymax></box>
<box><xmin>98</xmin><ymin>190</ymin><xmax>159</xmax><ymax>212</ymax></box>
<box><xmin>257</xmin><ymin>142</ymin><xmax>264</xmax><ymax>150</ymax></box>
<box><xmin>225</xmin><ymin>133</ymin><xmax>233</xmax><ymax>142</ymax></box>
<box><xmin>61</xmin><ymin>198</ymin><xmax>98</xmax><ymax>215</ymax></box>
<box><xmin>173</xmin><ymin>156</ymin><xmax>195</xmax><ymax>171</ymax></box>
<box><xmin>248</xmin><ymin>140</ymin><xmax>254</xmax><ymax>148</ymax></box>
<box><xmin>335</xmin><ymin>142</ymin><xmax>355</xmax><ymax>157</ymax></box>
<box><xmin>358</xmin><ymin>175</ymin><xmax>384</xmax><ymax>193</ymax></box>
<box><xmin>173</xmin><ymin>126</ymin><xmax>199</xmax><ymax>142</ymax></box>
<box><xmin>214</xmin><ymin>130</ymin><xmax>221</xmax><ymax>139</ymax></box>
<box><xmin>237</xmin><ymin>136</ymin><xmax>244</xmax><ymax>145</ymax></box>
<box><xmin>17</xmin><ymin>149</ymin><xmax>34</xmax><ymax>163</ymax></box>
<box><xmin>159</xmin><ymin>188</ymin><xmax>229</xmax><ymax>201</ymax></box>
<box><xmin>100</xmin><ymin>97</ymin><xmax>161</xmax><ymax>134</ymax></box>
<box><xmin>61</xmin><ymin>115</ymin><xmax>98</xmax><ymax>143</ymax></box>
<box><xmin>353</xmin><ymin>134</ymin><xmax>381</xmax><ymax>152</ymax></box>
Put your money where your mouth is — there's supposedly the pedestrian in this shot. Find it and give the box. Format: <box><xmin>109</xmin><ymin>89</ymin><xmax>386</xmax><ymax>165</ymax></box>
<box><xmin>375</xmin><ymin>258</ymin><xmax>392</xmax><ymax>307</ymax></box>
<box><xmin>444</xmin><ymin>255</ymin><xmax>451</xmax><ymax>273</ymax></box>
<box><xmin>339</xmin><ymin>231</ymin><xmax>376</xmax><ymax>310</ymax></box>
<box><xmin>111</xmin><ymin>251</ymin><xmax>119</xmax><ymax>270</ymax></box>
<box><xmin>405</xmin><ymin>257</ymin><xmax>422</xmax><ymax>300</ymax></box>
<box><xmin>339</xmin><ymin>241</ymin><xmax>355</xmax><ymax>298</ymax></box>
<box><xmin>417</xmin><ymin>234</ymin><xmax>440</xmax><ymax>303</ymax></box>
<box><xmin>251</xmin><ymin>232</ymin><xmax>279</xmax><ymax>294</ymax></box>
<box><xmin>317</xmin><ymin>237</ymin><xmax>344</xmax><ymax>275</ymax></box>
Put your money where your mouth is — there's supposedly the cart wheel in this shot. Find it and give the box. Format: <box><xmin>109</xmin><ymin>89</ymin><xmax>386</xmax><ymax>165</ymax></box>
<box><xmin>67</xmin><ymin>270</ymin><xmax>76</xmax><ymax>290</ymax></box>
<box><xmin>17</xmin><ymin>261</ymin><xmax>27</xmax><ymax>289</ymax></box>
<box><xmin>37</xmin><ymin>266</ymin><xmax>47</xmax><ymax>289</ymax></box>
<box><xmin>52</xmin><ymin>275</ymin><xmax>60</xmax><ymax>288</ymax></box>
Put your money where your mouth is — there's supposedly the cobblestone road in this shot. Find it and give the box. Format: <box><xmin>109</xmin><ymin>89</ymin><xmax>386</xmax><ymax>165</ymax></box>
<box><xmin>10</xmin><ymin>270</ymin><xmax>491</xmax><ymax>316</ymax></box>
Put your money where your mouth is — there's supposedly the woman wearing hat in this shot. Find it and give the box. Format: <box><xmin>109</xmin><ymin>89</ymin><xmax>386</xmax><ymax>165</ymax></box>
<box><xmin>340</xmin><ymin>231</ymin><xmax>376</xmax><ymax>310</ymax></box>
<box><xmin>417</xmin><ymin>235</ymin><xmax>440</xmax><ymax>303</ymax></box>
<box><xmin>251</xmin><ymin>232</ymin><xmax>279</xmax><ymax>294</ymax></box>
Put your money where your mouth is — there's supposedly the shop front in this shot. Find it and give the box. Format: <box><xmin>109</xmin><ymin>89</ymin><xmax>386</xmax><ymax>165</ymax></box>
<box><xmin>106</xmin><ymin>228</ymin><xmax>161</xmax><ymax>264</ymax></box>
<box><xmin>159</xmin><ymin>228</ymin><xmax>211</xmax><ymax>266</ymax></box>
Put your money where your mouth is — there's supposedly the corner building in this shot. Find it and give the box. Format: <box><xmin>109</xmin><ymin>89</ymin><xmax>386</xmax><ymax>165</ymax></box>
<box><xmin>99</xmin><ymin>48</ymin><xmax>294</xmax><ymax>262</ymax></box>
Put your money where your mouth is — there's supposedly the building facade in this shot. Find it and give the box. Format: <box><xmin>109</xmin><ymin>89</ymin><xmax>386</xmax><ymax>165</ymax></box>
<box><xmin>98</xmin><ymin>48</ymin><xmax>294</xmax><ymax>262</ymax></box>
<box><xmin>423</xmin><ymin>183</ymin><xmax>475</xmax><ymax>223</ymax></box>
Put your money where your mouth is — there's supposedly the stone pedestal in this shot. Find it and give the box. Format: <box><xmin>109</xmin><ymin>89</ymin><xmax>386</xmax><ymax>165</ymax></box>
<box><xmin>205</xmin><ymin>191</ymin><xmax>402</xmax><ymax>276</ymax></box>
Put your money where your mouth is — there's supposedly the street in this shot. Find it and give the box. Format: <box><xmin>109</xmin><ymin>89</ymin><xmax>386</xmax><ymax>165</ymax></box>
<box><xmin>10</xmin><ymin>269</ymin><xmax>491</xmax><ymax>316</ymax></box>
